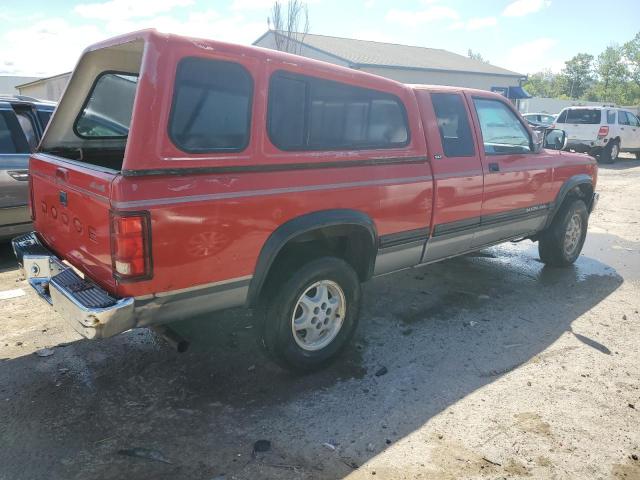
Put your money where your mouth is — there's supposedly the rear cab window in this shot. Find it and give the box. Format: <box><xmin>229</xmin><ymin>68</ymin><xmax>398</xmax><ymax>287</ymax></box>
<box><xmin>430</xmin><ymin>92</ymin><xmax>474</xmax><ymax>157</ymax></box>
<box><xmin>268</xmin><ymin>71</ymin><xmax>409</xmax><ymax>151</ymax></box>
<box><xmin>75</xmin><ymin>72</ymin><xmax>138</xmax><ymax>138</ymax></box>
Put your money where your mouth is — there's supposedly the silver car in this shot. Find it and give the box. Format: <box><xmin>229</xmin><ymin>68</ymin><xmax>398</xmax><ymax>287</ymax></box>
<box><xmin>0</xmin><ymin>96</ymin><xmax>55</xmax><ymax>240</ymax></box>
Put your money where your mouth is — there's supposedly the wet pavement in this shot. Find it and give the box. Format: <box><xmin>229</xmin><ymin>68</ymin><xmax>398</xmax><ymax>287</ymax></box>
<box><xmin>1</xmin><ymin>158</ymin><xmax>639</xmax><ymax>480</ymax></box>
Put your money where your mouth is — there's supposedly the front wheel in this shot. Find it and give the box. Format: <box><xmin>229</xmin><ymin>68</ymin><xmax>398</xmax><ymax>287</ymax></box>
<box><xmin>538</xmin><ymin>199</ymin><xmax>588</xmax><ymax>267</ymax></box>
<box><xmin>259</xmin><ymin>257</ymin><xmax>362</xmax><ymax>372</ymax></box>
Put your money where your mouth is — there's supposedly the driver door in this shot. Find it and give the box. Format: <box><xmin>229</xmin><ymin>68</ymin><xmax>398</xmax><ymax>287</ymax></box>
<box><xmin>467</xmin><ymin>95</ymin><xmax>553</xmax><ymax>247</ymax></box>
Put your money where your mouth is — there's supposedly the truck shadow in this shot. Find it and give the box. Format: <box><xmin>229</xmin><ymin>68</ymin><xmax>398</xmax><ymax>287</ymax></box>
<box><xmin>0</xmin><ymin>237</ymin><xmax>628</xmax><ymax>480</ymax></box>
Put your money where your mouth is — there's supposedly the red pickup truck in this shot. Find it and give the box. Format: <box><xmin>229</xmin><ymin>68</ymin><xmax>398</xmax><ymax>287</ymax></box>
<box><xmin>13</xmin><ymin>30</ymin><xmax>598</xmax><ymax>371</ymax></box>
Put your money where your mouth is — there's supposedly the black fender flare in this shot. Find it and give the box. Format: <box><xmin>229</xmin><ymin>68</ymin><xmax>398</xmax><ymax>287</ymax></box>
<box><xmin>544</xmin><ymin>174</ymin><xmax>594</xmax><ymax>229</ymax></box>
<box><xmin>246</xmin><ymin>209</ymin><xmax>378</xmax><ymax>307</ymax></box>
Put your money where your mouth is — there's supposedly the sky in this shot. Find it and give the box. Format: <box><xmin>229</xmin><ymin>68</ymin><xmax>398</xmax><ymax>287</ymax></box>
<box><xmin>1</xmin><ymin>0</ymin><xmax>639</xmax><ymax>77</ymax></box>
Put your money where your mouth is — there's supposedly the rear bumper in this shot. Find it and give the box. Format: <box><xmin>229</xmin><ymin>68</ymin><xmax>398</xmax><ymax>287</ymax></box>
<box><xmin>12</xmin><ymin>232</ymin><xmax>135</xmax><ymax>339</ymax></box>
<box><xmin>565</xmin><ymin>138</ymin><xmax>607</xmax><ymax>154</ymax></box>
<box><xmin>12</xmin><ymin>232</ymin><xmax>251</xmax><ymax>339</ymax></box>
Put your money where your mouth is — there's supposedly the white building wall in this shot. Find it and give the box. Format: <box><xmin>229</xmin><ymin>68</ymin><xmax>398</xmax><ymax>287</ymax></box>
<box><xmin>18</xmin><ymin>74</ymin><xmax>70</xmax><ymax>101</ymax></box>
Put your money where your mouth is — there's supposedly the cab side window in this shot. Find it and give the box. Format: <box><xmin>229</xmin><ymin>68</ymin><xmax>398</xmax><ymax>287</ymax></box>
<box><xmin>431</xmin><ymin>93</ymin><xmax>475</xmax><ymax>157</ymax></box>
<box><xmin>268</xmin><ymin>71</ymin><xmax>409</xmax><ymax>151</ymax></box>
<box><xmin>627</xmin><ymin>113</ymin><xmax>640</xmax><ymax>127</ymax></box>
<box><xmin>473</xmin><ymin>98</ymin><xmax>531</xmax><ymax>154</ymax></box>
<box><xmin>169</xmin><ymin>57</ymin><xmax>253</xmax><ymax>153</ymax></box>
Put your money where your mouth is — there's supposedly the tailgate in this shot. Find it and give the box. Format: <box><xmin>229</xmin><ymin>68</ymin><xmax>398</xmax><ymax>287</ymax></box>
<box><xmin>30</xmin><ymin>153</ymin><xmax>117</xmax><ymax>292</ymax></box>
<box><xmin>562</xmin><ymin>123</ymin><xmax>600</xmax><ymax>141</ymax></box>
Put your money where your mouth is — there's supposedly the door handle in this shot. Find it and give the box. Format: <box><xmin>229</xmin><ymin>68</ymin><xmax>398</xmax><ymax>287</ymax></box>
<box><xmin>488</xmin><ymin>163</ymin><xmax>500</xmax><ymax>172</ymax></box>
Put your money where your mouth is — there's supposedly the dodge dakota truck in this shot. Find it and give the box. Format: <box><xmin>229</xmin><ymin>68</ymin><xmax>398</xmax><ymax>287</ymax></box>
<box><xmin>13</xmin><ymin>30</ymin><xmax>598</xmax><ymax>371</ymax></box>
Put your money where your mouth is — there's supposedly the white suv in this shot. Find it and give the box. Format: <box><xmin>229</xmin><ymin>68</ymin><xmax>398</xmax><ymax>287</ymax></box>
<box><xmin>554</xmin><ymin>106</ymin><xmax>640</xmax><ymax>163</ymax></box>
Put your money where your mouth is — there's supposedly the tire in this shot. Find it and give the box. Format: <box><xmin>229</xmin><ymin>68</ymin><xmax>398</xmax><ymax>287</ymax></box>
<box><xmin>259</xmin><ymin>257</ymin><xmax>362</xmax><ymax>372</ymax></box>
<box><xmin>600</xmin><ymin>140</ymin><xmax>619</xmax><ymax>164</ymax></box>
<box><xmin>538</xmin><ymin>199</ymin><xmax>588</xmax><ymax>267</ymax></box>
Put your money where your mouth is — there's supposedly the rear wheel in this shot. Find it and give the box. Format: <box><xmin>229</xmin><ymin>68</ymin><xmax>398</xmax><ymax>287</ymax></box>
<box><xmin>600</xmin><ymin>140</ymin><xmax>619</xmax><ymax>163</ymax></box>
<box><xmin>538</xmin><ymin>199</ymin><xmax>588</xmax><ymax>267</ymax></box>
<box><xmin>259</xmin><ymin>257</ymin><xmax>361</xmax><ymax>372</ymax></box>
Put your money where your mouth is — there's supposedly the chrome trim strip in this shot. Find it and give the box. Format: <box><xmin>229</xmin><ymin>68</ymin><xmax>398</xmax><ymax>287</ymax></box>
<box><xmin>113</xmin><ymin>175</ymin><xmax>434</xmax><ymax>209</ymax></box>
<box><xmin>144</xmin><ymin>274</ymin><xmax>254</xmax><ymax>299</ymax></box>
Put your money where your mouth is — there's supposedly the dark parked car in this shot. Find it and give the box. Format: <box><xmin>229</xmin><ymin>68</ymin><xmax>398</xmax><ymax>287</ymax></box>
<box><xmin>0</xmin><ymin>95</ymin><xmax>55</xmax><ymax>240</ymax></box>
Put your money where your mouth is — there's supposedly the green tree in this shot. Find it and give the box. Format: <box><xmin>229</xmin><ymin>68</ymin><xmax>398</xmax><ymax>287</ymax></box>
<box><xmin>558</xmin><ymin>53</ymin><xmax>594</xmax><ymax>98</ymax></box>
<box><xmin>596</xmin><ymin>45</ymin><xmax>629</xmax><ymax>102</ymax></box>
<box><xmin>623</xmin><ymin>32</ymin><xmax>640</xmax><ymax>88</ymax></box>
<box><xmin>522</xmin><ymin>70</ymin><xmax>563</xmax><ymax>98</ymax></box>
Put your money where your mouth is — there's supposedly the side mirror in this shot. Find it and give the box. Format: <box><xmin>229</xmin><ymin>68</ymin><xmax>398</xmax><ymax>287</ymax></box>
<box><xmin>543</xmin><ymin>129</ymin><xmax>567</xmax><ymax>151</ymax></box>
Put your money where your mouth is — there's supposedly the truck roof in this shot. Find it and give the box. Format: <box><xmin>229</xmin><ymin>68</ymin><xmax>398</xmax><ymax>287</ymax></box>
<box><xmin>82</xmin><ymin>29</ymin><xmax>507</xmax><ymax>101</ymax></box>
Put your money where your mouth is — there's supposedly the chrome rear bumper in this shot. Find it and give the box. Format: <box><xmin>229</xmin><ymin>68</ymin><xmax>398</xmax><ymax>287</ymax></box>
<box><xmin>12</xmin><ymin>232</ymin><xmax>135</xmax><ymax>339</ymax></box>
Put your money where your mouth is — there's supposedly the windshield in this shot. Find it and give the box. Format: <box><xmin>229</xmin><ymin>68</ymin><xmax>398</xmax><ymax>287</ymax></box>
<box><xmin>75</xmin><ymin>72</ymin><xmax>138</xmax><ymax>138</ymax></box>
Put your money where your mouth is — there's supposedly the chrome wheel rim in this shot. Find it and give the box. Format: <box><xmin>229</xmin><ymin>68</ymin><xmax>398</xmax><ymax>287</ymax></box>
<box><xmin>291</xmin><ymin>280</ymin><xmax>346</xmax><ymax>351</ymax></box>
<box><xmin>564</xmin><ymin>213</ymin><xmax>582</xmax><ymax>256</ymax></box>
<box><xmin>611</xmin><ymin>143</ymin><xmax>619</xmax><ymax>160</ymax></box>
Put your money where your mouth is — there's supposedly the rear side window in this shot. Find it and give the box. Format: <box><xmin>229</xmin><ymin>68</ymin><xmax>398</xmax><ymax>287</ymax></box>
<box><xmin>268</xmin><ymin>71</ymin><xmax>409</xmax><ymax>151</ymax></box>
<box><xmin>75</xmin><ymin>72</ymin><xmax>138</xmax><ymax>138</ymax></box>
<box><xmin>556</xmin><ymin>110</ymin><xmax>567</xmax><ymax>123</ymax></box>
<box><xmin>0</xmin><ymin>110</ymin><xmax>30</xmax><ymax>154</ymax></box>
<box><xmin>169</xmin><ymin>57</ymin><xmax>253</xmax><ymax>153</ymax></box>
<box><xmin>37</xmin><ymin>110</ymin><xmax>53</xmax><ymax>129</ymax></box>
<box><xmin>431</xmin><ymin>93</ymin><xmax>474</xmax><ymax>157</ymax></box>
<box><xmin>618</xmin><ymin>111</ymin><xmax>630</xmax><ymax>125</ymax></box>
<box><xmin>565</xmin><ymin>109</ymin><xmax>601</xmax><ymax>124</ymax></box>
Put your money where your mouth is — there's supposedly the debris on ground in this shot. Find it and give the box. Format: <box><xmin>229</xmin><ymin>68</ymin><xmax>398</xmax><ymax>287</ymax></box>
<box><xmin>375</xmin><ymin>366</ymin><xmax>388</xmax><ymax>377</ymax></box>
<box><xmin>117</xmin><ymin>447</ymin><xmax>172</xmax><ymax>464</ymax></box>
<box><xmin>322</xmin><ymin>442</ymin><xmax>337</xmax><ymax>451</ymax></box>
<box><xmin>253</xmin><ymin>440</ymin><xmax>271</xmax><ymax>454</ymax></box>
<box><xmin>366</xmin><ymin>443</ymin><xmax>375</xmax><ymax>452</ymax></box>
<box><xmin>247</xmin><ymin>364</ymin><xmax>256</xmax><ymax>372</ymax></box>
<box><xmin>35</xmin><ymin>348</ymin><xmax>55</xmax><ymax>357</ymax></box>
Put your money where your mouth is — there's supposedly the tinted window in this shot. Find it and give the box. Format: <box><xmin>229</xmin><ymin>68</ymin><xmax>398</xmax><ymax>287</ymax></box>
<box><xmin>268</xmin><ymin>71</ymin><xmax>409</xmax><ymax>151</ymax></box>
<box><xmin>0</xmin><ymin>110</ymin><xmax>29</xmax><ymax>154</ymax></box>
<box><xmin>431</xmin><ymin>93</ymin><xmax>475</xmax><ymax>157</ymax></box>
<box><xmin>169</xmin><ymin>57</ymin><xmax>253</xmax><ymax>153</ymax></box>
<box><xmin>473</xmin><ymin>98</ymin><xmax>531</xmax><ymax>154</ymax></box>
<box><xmin>75</xmin><ymin>72</ymin><xmax>138</xmax><ymax>138</ymax></box>
<box><xmin>607</xmin><ymin>110</ymin><xmax>616</xmax><ymax>124</ymax></box>
<box><xmin>618</xmin><ymin>111</ymin><xmax>630</xmax><ymax>125</ymax></box>
<box><xmin>15</xmin><ymin>111</ymin><xmax>38</xmax><ymax>151</ymax></box>
<box><xmin>556</xmin><ymin>110</ymin><xmax>567</xmax><ymax>123</ymax></box>
<box><xmin>37</xmin><ymin>110</ymin><xmax>53</xmax><ymax>129</ymax></box>
<box><xmin>565</xmin><ymin>109</ymin><xmax>601</xmax><ymax>124</ymax></box>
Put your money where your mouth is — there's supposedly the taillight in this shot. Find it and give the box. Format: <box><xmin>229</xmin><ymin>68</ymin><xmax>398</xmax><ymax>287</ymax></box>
<box><xmin>598</xmin><ymin>126</ymin><xmax>609</xmax><ymax>137</ymax></box>
<box><xmin>110</xmin><ymin>211</ymin><xmax>152</xmax><ymax>281</ymax></box>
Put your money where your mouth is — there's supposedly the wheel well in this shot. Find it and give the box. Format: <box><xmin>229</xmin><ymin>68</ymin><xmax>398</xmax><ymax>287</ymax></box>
<box><xmin>565</xmin><ymin>183</ymin><xmax>593</xmax><ymax>204</ymax></box>
<box><xmin>258</xmin><ymin>224</ymin><xmax>375</xmax><ymax>303</ymax></box>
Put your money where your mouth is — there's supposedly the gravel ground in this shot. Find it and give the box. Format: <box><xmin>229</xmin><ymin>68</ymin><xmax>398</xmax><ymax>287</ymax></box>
<box><xmin>1</xmin><ymin>155</ymin><xmax>639</xmax><ymax>480</ymax></box>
